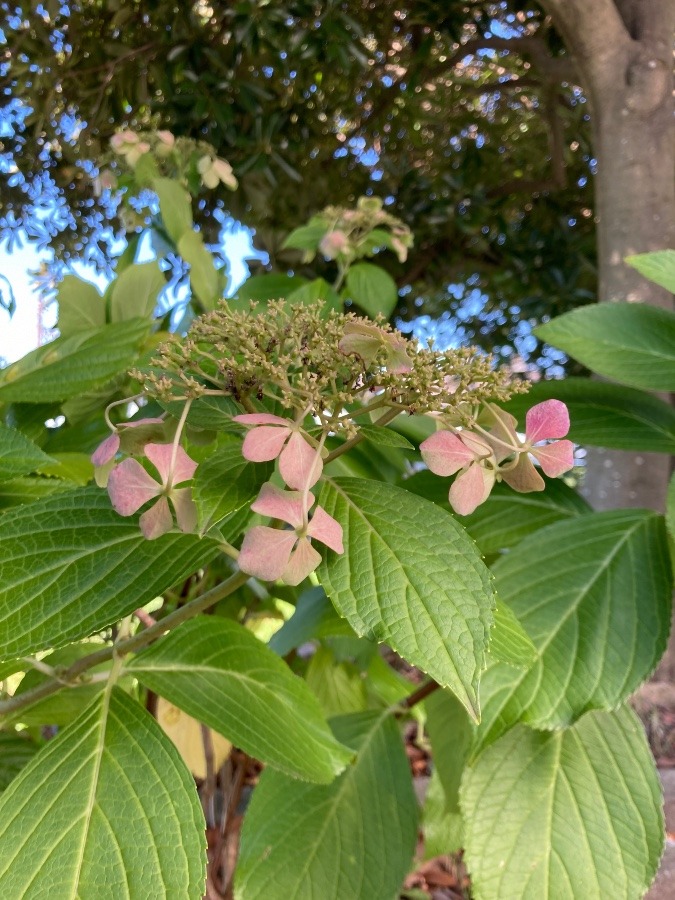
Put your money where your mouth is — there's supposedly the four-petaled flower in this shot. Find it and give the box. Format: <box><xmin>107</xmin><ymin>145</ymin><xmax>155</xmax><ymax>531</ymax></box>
<box><xmin>107</xmin><ymin>443</ymin><xmax>198</xmax><ymax>540</ymax></box>
<box><xmin>420</xmin><ymin>430</ymin><xmax>499</xmax><ymax>516</ymax></box>
<box><xmin>233</xmin><ymin>413</ymin><xmax>323</xmax><ymax>490</ymax></box>
<box><xmin>319</xmin><ymin>230</ymin><xmax>350</xmax><ymax>260</ymax></box>
<box><xmin>238</xmin><ymin>483</ymin><xmax>344</xmax><ymax>586</ymax></box>
<box><xmin>197</xmin><ymin>155</ymin><xmax>238</xmax><ymax>190</ymax></box>
<box><xmin>339</xmin><ymin>321</ymin><xmax>413</xmax><ymax>374</ymax></box>
<box><xmin>110</xmin><ymin>130</ymin><xmax>150</xmax><ymax>167</ymax></box>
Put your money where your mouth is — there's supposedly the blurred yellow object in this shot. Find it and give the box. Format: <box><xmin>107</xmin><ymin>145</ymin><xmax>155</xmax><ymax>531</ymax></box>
<box><xmin>156</xmin><ymin>696</ymin><xmax>231</xmax><ymax>779</ymax></box>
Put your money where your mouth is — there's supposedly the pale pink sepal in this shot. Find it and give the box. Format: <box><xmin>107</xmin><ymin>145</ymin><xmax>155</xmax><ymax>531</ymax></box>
<box><xmin>526</xmin><ymin>399</ymin><xmax>570</xmax><ymax>443</ymax></box>
<box><xmin>279</xmin><ymin>431</ymin><xmax>322</xmax><ymax>490</ymax></box>
<box><xmin>449</xmin><ymin>465</ymin><xmax>495</xmax><ymax>516</ymax></box>
<box><xmin>251</xmin><ymin>483</ymin><xmax>313</xmax><ymax>529</ymax></box>
<box><xmin>420</xmin><ymin>431</ymin><xmax>476</xmax><ymax>477</ymax></box>
<box><xmin>233</xmin><ymin>413</ymin><xmax>290</xmax><ymax>426</ymax></box>
<box><xmin>145</xmin><ymin>443</ymin><xmax>197</xmax><ymax>486</ymax></box>
<box><xmin>94</xmin><ymin>458</ymin><xmax>116</xmax><ymax>488</ymax></box>
<box><xmin>140</xmin><ymin>497</ymin><xmax>173</xmax><ymax>540</ymax></box>
<box><xmin>171</xmin><ymin>488</ymin><xmax>198</xmax><ymax>533</ymax></box>
<box><xmin>241</xmin><ymin>425</ymin><xmax>289</xmax><ymax>462</ymax></box>
<box><xmin>91</xmin><ymin>433</ymin><xmax>120</xmax><ymax>467</ymax></box>
<box><xmin>108</xmin><ymin>458</ymin><xmax>161</xmax><ymax>515</ymax></box>
<box><xmin>238</xmin><ymin>527</ymin><xmax>297</xmax><ymax>581</ymax></box>
<box><xmin>532</xmin><ymin>440</ymin><xmax>575</xmax><ymax>477</ymax></box>
<box><xmin>307</xmin><ymin>506</ymin><xmax>344</xmax><ymax>554</ymax></box>
<box><xmin>501</xmin><ymin>454</ymin><xmax>545</xmax><ymax>493</ymax></box>
<box><xmin>282</xmin><ymin>538</ymin><xmax>322</xmax><ymax>586</ymax></box>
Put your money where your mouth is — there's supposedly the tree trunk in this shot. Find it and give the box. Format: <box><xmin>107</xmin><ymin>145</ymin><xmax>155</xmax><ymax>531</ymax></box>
<box><xmin>542</xmin><ymin>0</ymin><xmax>675</xmax><ymax>672</ymax></box>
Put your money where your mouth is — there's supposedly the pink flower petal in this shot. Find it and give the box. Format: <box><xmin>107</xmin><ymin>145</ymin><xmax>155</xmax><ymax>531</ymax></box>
<box><xmin>145</xmin><ymin>443</ymin><xmax>197</xmax><ymax>486</ymax></box>
<box><xmin>279</xmin><ymin>431</ymin><xmax>323</xmax><ymax>490</ymax></box>
<box><xmin>140</xmin><ymin>497</ymin><xmax>174</xmax><ymax>540</ymax></box>
<box><xmin>241</xmin><ymin>425</ymin><xmax>289</xmax><ymax>463</ymax></box>
<box><xmin>526</xmin><ymin>399</ymin><xmax>570</xmax><ymax>443</ymax></box>
<box><xmin>449</xmin><ymin>464</ymin><xmax>496</xmax><ymax>516</ymax></box>
<box><xmin>122</xmin><ymin>417</ymin><xmax>165</xmax><ymax>429</ymax></box>
<box><xmin>500</xmin><ymin>454</ymin><xmax>545</xmax><ymax>493</ymax></box>
<box><xmin>307</xmin><ymin>506</ymin><xmax>344</xmax><ymax>554</ymax></box>
<box><xmin>91</xmin><ymin>433</ymin><xmax>120</xmax><ymax>467</ymax></box>
<box><xmin>250</xmin><ymin>483</ymin><xmax>313</xmax><ymax>530</ymax></box>
<box><xmin>532</xmin><ymin>440</ymin><xmax>575</xmax><ymax>478</ymax></box>
<box><xmin>420</xmin><ymin>431</ymin><xmax>477</xmax><ymax>477</ymax></box>
<box><xmin>171</xmin><ymin>487</ymin><xmax>198</xmax><ymax>533</ymax></box>
<box><xmin>338</xmin><ymin>332</ymin><xmax>380</xmax><ymax>365</ymax></box>
<box><xmin>282</xmin><ymin>537</ymin><xmax>322</xmax><ymax>586</ymax></box>
<box><xmin>238</xmin><ymin>526</ymin><xmax>297</xmax><ymax>581</ymax></box>
<box><xmin>234</xmin><ymin>413</ymin><xmax>291</xmax><ymax>427</ymax></box>
<box><xmin>387</xmin><ymin>345</ymin><xmax>414</xmax><ymax>374</ymax></box>
<box><xmin>108</xmin><ymin>458</ymin><xmax>161</xmax><ymax>516</ymax></box>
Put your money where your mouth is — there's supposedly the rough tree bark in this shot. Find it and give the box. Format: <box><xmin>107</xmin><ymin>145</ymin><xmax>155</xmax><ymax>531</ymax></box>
<box><xmin>541</xmin><ymin>0</ymin><xmax>675</xmax><ymax>674</ymax></box>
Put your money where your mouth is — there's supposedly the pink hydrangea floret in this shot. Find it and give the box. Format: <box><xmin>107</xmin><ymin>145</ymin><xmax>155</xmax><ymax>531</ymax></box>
<box><xmin>234</xmin><ymin>413</ymin><xmax>323</xmax><ymax>490</ymax></box>
<box><xmin>107</xmin><ymin>442</ymin><xmax>198</xmax><ymax>540</ymax></box>
<box><xmin>238</xmin><ymin>483</ymin><xmax>343</xmax><ymax>586</ymax></box>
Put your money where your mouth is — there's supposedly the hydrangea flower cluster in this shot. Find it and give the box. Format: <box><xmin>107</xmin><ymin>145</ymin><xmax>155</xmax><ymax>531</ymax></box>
<box><xmin>97</xmin><ymin>301</ymin><xmax>573</xmax><ymax>584</ymax></box>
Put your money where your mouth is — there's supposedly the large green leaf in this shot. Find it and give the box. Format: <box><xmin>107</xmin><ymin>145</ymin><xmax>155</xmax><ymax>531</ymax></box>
<box><xmin>127</xmin><ymin>618</ymin><xmax>353</xmax><ymax>783</ymax></box>
<box><xmin>536</xmin><ymin>303</ymin><xmax>675</xmax><ymax>391</ymax></box>
<box><xmin>461</xmin><ymin>706</ymin><xmax>663</xmax><ymax>900</ymax></box>
<box><xmin>0</xmin><ymin>487</ymin><xmax>219</xmax><ymax>659</ymax></box>
<box><xmin>192</xmin><ymin>436</ymin><xmax>270</xmax><ymax>535</ymax></box>
<box><xmin>345</xmin><ymin>262</ymin><xmax>398</xmax><ymax>318</ymax></box>
<box><xmin>502</xmin><ymin>378</ymin><xmax>675</xmax><ymax>453</ymax></box>
<box><xmin>57</xmin><ymin>275</ymin><xmax>105</xmax><ymax>335</ymax></box>
<box><xmin>268</xmin><ymin>587</ymin><xmax>356</xmax><ymax>657</ymax></box>
<box><xmin>110</xmin><ymin>260</ymin><xmax>165</xmax><ymax>322</ymax></box>
<box><xmin>0</xmin><ymin>688</ymin><xmax>206</xmax><ymax>897</ymax></box>
<box><xmin>0</xmin><ymin>319</ymin><xmax>150</xmax><ymax>403</ymax></box>
<box><xmin>286</xmin><ymin>277</ymin><xmax>342</xmax><ymax>314</ymax></box>
<box><xmin>235</xmin><ymin>710</ymin><xmax>417</xmax><ymax>900</ymax></box>
<box><xmin>317</xmin><ymin>478</ymin><xmax>494</xmax><ymax>720</ymax></box>
<box><xmin>235</xmin><ymin>274</ymin><xmax>306</xmax><ymax>305</ymax></box>
<box><xmin>626</xmin><ymin>249</ymin><xmax>675</xmax><ymax>293</ymax></box>
<box><xmin>474</xmin><ymin>510</ymin><xmax>672</xmax><ymax>746</ymax></box>
<box><xmin>422</xmin><ymin>769</ymin><xmax>464</xmax><ymax>859</ymax></box>
<box><xmin>0</xmin><ymin>424</ymin><xmax>54</xmax><ymax>483</ymax></box>
<box><xmin>489</xmin><ymin>601</ymin><xmax>537</xmax><ymax>669</ymax></box>
<box><xmin>425</xmin><ymin>688</ymin><xmax>473</xmax><ymax>814</ymax></box>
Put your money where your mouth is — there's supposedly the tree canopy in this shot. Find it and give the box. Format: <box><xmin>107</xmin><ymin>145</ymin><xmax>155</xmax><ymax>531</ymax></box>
<box><xmin>1</xmin><ymin>1</ymin><xmax>596</xmax><ymax>361</ymax></box>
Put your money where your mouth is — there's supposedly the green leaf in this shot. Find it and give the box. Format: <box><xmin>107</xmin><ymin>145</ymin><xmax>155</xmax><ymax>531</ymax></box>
<box><xmin>35</xmin><ymin>451</ymin><xmax>94</xmax><ymax>485</ymax></box>
<box><xmin>490</xmin><ymin>601</ymin><xmax>537</xmax><ymax>668</ymax></box>
<box><xmin>476</xmin><ymin>510</ymin><xmax>672</xmax><ymax>745</ymax></box>
<box><xmin>0</xmin><ymin>425</ymin><xmax>54</xmax><ymax>483</ymax></box>
<box><xmin>305</xmin><ymin>645</ymin><xmax>368</xmax><ymax>717</ymax></box>
<box><xmin>163</xmin><ymin>394</ymin><xmax>242</xmax><ymax>431</ymax></box>
<box><xmin>235</xmin><ymin>273</ymin><xmax>306</xmax><ymax>305</ymax></box>
<box><xmin>0</xmin><ymin>688</ymin><xmax>206</xmax><ymax>897</ymax></box>
<box><xmin>178</xmin><ymin>230</ymin><xmax>221</xmax><ymax>310</ymax></box>
<box><xmin>192</xmin><ymin>436</ymin><xmax>271</xmax><ymax>535</ymax></box>
<box><xmin>425</xmin><ymin>688</ymin><xmax>473</xmax><ymax>814</ymax></box>
<box><xmin>0</xmin><ymin>319</ymin><xmax>150</xmax><ymax>403</ymax></box>
<box><xmin>286</xmin><ymin>277</ymin><xmax>342</xmax><ymax>314</ymax></box>
<box><xmin>502</xmin><ymin>378</ymin><xmax>675</xmax><ymax>453</ymax></box>
<box><xmin>0</xmin><ymin>734</ymin><xmax>38</xmax><ymax>793</ymax></box>
<box><xmin>127</xmin><ymin>617</ymin><xmax>353</xmax><ymax>783</ymax></box>
<box><xmin>318</xmin><ymin>478</ymin><xmax>494</xmax><ymax>720</ymax></box>
<box><xmin>359</xmin><ymin>423</ymin><xmax>415</xmax><ymax>450</ymax></box>
<box><xmin>57</xmin><ymin>275</ymin><xmax>104</xmax><ymax>335</ymax></box>
<box><xmin>110</xmin><ymin>260</ymin><xmax>165</xmax><ymax>322</ymax></box>
<box><xmin>422</xmin><ymin>770</ymin><xmax>464</xmax><ymax>859</ymax></box>
<box><xmin>0</xmin><ymin>476</ymin><xmax>75</xmax><ymax>511</ymax></box>
<box><xmin>268</xmin><ymin>587</ymin><xmax>356</xmax><ymax>657</ymax></box>
<box><xmin>461</xmin><ymin>706</ymin><xmax>664</xmax><ymax>900</ymax></box>
<box><xmin>154</xmin><ymin>176</ymin><xmax>194</xmax><ymax>243</ymax></box>
<box><xmin>345</xmin><ymin>262</ymin><xmax>398</xmax><ymax>318</ymax></box>
<box><xmin>0</xmin><ymin>487</ymin><xmax>219</xmax><ymax>659</ymax></box>
<box><xmin>668</xmin><ymin>472</ymin><xmax>675</xmax><ymax>544</ymax></box>
<box><xmin>536</xmin><ymin>303</ymin><xmax>675</xmax><ymax>391</ymax></box>
<box><xmin>626</xmin><ymin>249</ymin><xmax>675</xmax><ymax>293</ymax></box>
<box><xmin>235</xmin><ymin>710</ymin><xmax>418</xmax><ymax>900</ymax></box>
<box><xmin>281</xmin><ymin>222</ymin><xmax>328</xmax><ymax>253</ymax></box>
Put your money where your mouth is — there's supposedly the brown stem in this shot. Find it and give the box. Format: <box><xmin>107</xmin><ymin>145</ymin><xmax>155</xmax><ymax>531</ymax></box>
<box><xmin>400</xmin><ymin>679</ymin><xmax>440</xmax><ymax>709</ymax></box>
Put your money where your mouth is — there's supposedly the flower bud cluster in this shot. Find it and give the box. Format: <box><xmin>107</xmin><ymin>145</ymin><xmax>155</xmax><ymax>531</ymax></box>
<box><xmin>306</xmin><ymin>195</ymin><xmax>413</xmax><ymax>264</ymax></box>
